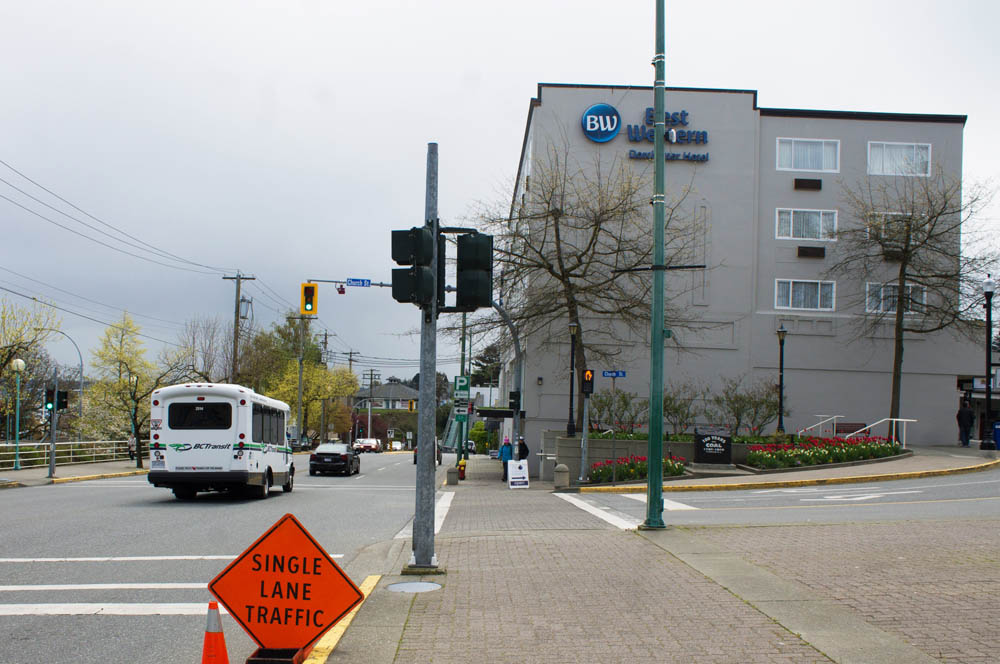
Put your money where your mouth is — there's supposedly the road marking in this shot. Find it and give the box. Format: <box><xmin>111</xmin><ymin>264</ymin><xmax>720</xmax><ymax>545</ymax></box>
<box><xmin>623</xmin><ymin>494</ymin><xmax>699</xmax><ymax>510</ymax></box>
<box><xmin>555</xmin><ymin>493</ymin><xmax>641</xmax><ymax>529</ymax></box>
<box><xmin>0</xmin><ymin>583</ymin><xmax>207</xmax><ymax>591</ymax></box>
<box><xmin>394</xmin><ymin>491</ymin><xmax>454</xmax><ymax>539</ymax></box>
<box><xmin>801</xmin><ymin>490</ymin><xmax>921</xmax><ymax>502</ymax></box>
<box><xmin>0</xmin><ymin>603</ymin><xmax>229</xmax><ymax>616</ymax></box>
<box><xmin>303</xmin><ymin>575</ymin><xmax>380</xmax><ymax>663</ymax></box>
<box><xmin>0</xmin><ymin>554</ymin><xmax>342</xmax><ymax>563</ymax></box>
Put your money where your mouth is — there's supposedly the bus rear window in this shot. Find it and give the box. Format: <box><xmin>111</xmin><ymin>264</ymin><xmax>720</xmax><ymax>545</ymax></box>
<box><xmin>168</xmin><ymin>402</ymin><xmax>232</xmax><ymax>430</ymax></box>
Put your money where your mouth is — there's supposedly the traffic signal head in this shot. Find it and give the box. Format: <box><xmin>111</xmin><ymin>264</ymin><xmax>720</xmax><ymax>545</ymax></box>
<box><xmin>508</xmin><ymin>390</ymin><xmax>521</xmax><ymax>411</ymax></box>
<box><xmin>44</xmin><ymin>388</ymin><xmax>54</xmax><ymax>411</ymax></box>
<box><xmin>391</xmin><ymin>227</ymin><xmax>444</xmax><ymax>307</ymax></box>
<box><xmin>455</xmin><ymin>232</ymin><xmax>493</xmax><ymax>311</ymax></box>
<box><xmin>300</xmin><ymin>283</ymin><xmax>318</xmax><ymax>315</ymax></box>
<box><xmin>408</xmin><ymin>399</ymin><xmax>416</xmax><ymax>413</ymax></box>
<box><xmin>582</xmin><ymin>370</ymin><xmax>595</xmax><ymax>395</ymax></box>
<box><xmin>56</xmin><ymin>390</ymin><xmax>69</xmax><ymax>411</ymax></box>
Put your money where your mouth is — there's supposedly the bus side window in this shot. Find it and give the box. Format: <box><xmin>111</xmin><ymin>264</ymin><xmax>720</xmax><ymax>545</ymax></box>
<box><xmin>252</xmin><ymin>404</ymin><xmax>263</xmax><ymax>442</ymax></box>
<box><xmin>263</xmin><ymin>408</ymin><xmax>273</xmax><ymax>445</ymax></box>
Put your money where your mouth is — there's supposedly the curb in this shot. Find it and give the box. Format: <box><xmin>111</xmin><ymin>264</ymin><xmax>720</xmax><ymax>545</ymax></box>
<box><xmin>580</xmin><ymin>457</ymin><xmax>1000</xmax><ymax>493</ymax></box>
<box><xmin>50</xmin><ymin>469</ymin><xmax>150</xmax><ymax>484</ymax></box>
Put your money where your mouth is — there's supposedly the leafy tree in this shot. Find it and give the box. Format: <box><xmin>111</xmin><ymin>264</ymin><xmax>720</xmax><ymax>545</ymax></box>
<box><xmin>87</xmin><ymin>313</ymin><xmax>198</xmax><ymax>467</ymax></box>
<box><xmin>0</xmin><ymin>297</ymin><xmax>60</xmax><ymax>386</ymax></box>
<box><xmin>828</xmin><ymin>170</ymin><xmax>996</xmax><ymax>422</ymax></box>
<box><xmin>270</xmin><ymin>362</ymin><xmax>358</xmax><ymax>437</ymax></box>
<box><xmin>470</xmin><ymin>342</ymin><xmax>502</xmax><ymax>385</ymax></box>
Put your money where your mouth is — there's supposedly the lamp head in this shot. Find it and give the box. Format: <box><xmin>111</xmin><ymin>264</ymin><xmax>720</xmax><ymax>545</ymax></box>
<box><xmin>984</xmin><ymin>275</ymin><xmax>996</xmax><ymax>296</ymax></box>
<box><xmin>568</xmin><ymin>321</ymin><xmax>579</xmax><ymax>336</ymax></box>
<box><xmin>776</xmin><ymin>325</ymin><xmax>788</xmax><ymax>343</ymax></box>
<box><xmin>10</xmin><ymin>358</ymin><xmax>25</xmax><ymax>373</ymax></box>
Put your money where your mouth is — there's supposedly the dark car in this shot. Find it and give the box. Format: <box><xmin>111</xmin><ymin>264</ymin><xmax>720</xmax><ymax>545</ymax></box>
<box><xmin>310</xmin><ymin>443</ymin><xmax>360</xmax><ymax>476</ymax></box>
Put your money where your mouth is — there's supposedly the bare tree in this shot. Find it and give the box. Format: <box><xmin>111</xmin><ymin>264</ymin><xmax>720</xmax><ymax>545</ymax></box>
<box><xmin>828</xmin><ymin>169</ymin><xmax>996</xmax><ymax>421</ymax></box>
<box><xmin>471</xmin><ymin>141</ymin><xmax>702</xmax><ymax>428</ymax></box>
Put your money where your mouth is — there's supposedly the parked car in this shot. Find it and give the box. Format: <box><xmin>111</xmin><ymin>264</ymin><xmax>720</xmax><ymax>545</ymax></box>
<box><xmin>310</xmin><ymin>443</ymin><xmax>360</xmax><ymax>476</ymax></box>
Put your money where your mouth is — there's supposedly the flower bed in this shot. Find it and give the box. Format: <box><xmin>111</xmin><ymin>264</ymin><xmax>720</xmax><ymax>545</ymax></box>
<box><xmin>588</xmin><ymin>454</ymin><xmax>686</xmax><ymax>483</ymax></box>
<box><xmin>746</xmin><ymin>436</ymin><xmax>901</xmax><ymax>469</ymax></box>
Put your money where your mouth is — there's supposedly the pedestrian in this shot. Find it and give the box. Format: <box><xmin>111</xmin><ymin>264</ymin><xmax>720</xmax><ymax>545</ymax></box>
<box><xmin>499</xmin><ymin>436</ymin><xmax>513</xmax><ymax>481</ymax></box>
<box><xmin>127</xmin><ymin>433</ymin><xmax>136</xmax><ymax>460</ymax></box>
<box><xmin>517</xmin><ymin>436</ymin><xmax>529</xmax><ymax>461</ymax></box>
<box><xmin>956</xmin><ymin>400</ymin><xmax>974</xmax><ymax>448</ymax></box>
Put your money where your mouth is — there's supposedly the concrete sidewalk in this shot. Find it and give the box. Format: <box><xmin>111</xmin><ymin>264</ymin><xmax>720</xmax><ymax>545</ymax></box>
<box><xmin>0</xmin><ymin>458</ymin><xmax>149</xmax><ymax>488</ymax></box>
<box><xmin>335</xmin><ymin>448</ymin><xmax>1000</xmax><ymax>663</ymax></box>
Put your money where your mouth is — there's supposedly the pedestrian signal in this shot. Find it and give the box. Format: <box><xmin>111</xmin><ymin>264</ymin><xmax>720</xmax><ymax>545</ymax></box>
<box><xmin>581</xmin><ymin>370</ymin><xmax>594</xmax><ymax>395</ymax></box>
<box><xmin>57</xmin><ymin>390</ymin><xmax>69</xmax><ymax>411</ymax></box>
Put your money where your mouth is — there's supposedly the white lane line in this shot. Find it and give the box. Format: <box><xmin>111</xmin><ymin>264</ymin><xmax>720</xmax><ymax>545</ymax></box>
<box><xmin>0</xmin><ymin>583</ymin><xmax>207</xmax><ymax>592</ymax></box>
<box><xmin>0</xmin><ymin>554</ymin><xmax>342</xmax><ymax>563</ymax></box>
<box><xmin>0</xmin><ymin>603</ymin><xmax>229</xmax><ymax>616</ymax></box>
<box><xmin>555</xmin><ymin>493</ymin><xmax>641</xmax><ymax>530</ymax></box>
<box><xmin>623</xmin><ymin>494</ymin><xmax>699</xmax><ymax>510</ymax></box>
<box><xmin>394</xmin><ymin>491</ymin><xmax>454</xmax><ymax>539</ymax></box>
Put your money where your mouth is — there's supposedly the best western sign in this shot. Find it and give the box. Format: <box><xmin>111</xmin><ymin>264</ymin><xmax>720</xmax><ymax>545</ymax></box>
<box><xmin>581</xmin><ymin>103</ymin><xmax>709</xmax><ymax>162</ymax></box>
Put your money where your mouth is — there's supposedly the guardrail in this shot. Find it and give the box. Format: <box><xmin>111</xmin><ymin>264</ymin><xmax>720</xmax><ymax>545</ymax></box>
<box><xmin>843</xmin><ymin>418</ymin><xmax>917</xmax><ymax>448</ymax></box>
<box><xmin>0</xmin><ymin>440</ymin><xmax>132</xmax><ymax>471</ymax></box>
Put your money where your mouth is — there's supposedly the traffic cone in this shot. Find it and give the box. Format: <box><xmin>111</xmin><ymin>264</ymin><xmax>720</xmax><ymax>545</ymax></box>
<box><xmin>201</xmin><ymin>601</ymin><xmax>229</xmax><ymax>664</ymax></box>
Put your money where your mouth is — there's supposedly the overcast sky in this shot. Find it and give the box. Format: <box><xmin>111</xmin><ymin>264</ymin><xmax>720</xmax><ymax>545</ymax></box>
<box><xmin>2</xmin><ymin>0</ymin><xmax>997</xmax><ymax>381</ymax></box>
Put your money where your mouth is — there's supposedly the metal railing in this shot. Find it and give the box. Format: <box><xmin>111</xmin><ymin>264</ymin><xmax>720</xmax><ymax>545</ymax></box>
<box><xmin>0</xmin><ymin>440</ymin><xmax>132</xmax><ymax>471</ymax></box>
<box><xmin>843</xmin><ymin>418</ymin><xmax>917</xmax><ymax>448</ymax></box>
<box><xmin>797</xmin><ymin>415</ymin><xmax>845</xmax><ymax>438</ymax></box>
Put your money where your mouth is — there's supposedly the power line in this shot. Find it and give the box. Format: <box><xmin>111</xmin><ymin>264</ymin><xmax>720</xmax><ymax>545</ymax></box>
<box><xmin>0</xmin><ymin>285</ymin><xmax>184</xmax><ymax>347</ymax></box>
<box><xmin>0</xmin><ymin>158</ymin><xmax>236</xmax><ymax>273</ymax></box>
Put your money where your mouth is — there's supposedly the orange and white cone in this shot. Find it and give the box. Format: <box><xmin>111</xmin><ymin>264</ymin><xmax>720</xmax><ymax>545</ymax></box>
<box><xmin>201</xmin><ymin>601</ymin><xmax>229</xmax><ymax>664</ymax></box>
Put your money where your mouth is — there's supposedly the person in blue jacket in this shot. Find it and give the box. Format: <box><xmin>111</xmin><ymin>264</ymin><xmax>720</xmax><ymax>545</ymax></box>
<box><xmin>499</xmin><ymin>436</ymin><xmax>514</xmax><ymax>481</ymax></box>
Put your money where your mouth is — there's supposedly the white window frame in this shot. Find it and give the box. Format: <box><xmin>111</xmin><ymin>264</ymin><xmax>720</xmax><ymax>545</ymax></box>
<box><xmin>865</xmin><ymin>282</ymin><xmax>926</xmax><ymax>314</ymax></box>
<box><xmin>775</xmin><ymin>208</ymin><xmax>838</xmax><ymax>241</ymax></box>
<box><xmin>776</xmin><ymin>138</ymin><xmax>840</xmax><ymax>173</ymax></box>
<box><xmin>775</xmin><ymin>279</ymin><xmax>836</xmax><ymax>311</ymax></box>
<box><xmin>867</xmin><ymin>141</ymin><xmax>932</xmax><ymax>177</ymax></box>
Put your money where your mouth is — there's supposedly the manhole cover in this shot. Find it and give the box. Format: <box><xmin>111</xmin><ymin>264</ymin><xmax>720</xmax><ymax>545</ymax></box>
<box><xmin>386</xmin><ymin>581</ymin><xmax>442</xmax><ymax>593</ymax></box>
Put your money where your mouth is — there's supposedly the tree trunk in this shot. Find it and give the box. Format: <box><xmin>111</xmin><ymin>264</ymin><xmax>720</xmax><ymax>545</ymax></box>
<box><xmin>889</xmin><ymin>260</ymin><xmax>909</xmax><ymax>433</ymax></box>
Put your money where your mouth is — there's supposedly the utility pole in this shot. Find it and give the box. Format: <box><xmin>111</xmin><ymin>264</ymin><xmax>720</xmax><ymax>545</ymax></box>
<box><xmin>321</xmin><ymin>332</ymin><xmax>329</xmax><ymax>443</ymax></box>
<box><xmin>643</xmin><ymin>0</ymin><xmax>668</xmax><ymax>530</ymax></box>
<box><xmin>346</xmin><ymin>350</ymin><xmax>358</xmax><ymax>373</ymax></box>
<box><xmin>47</xmin><ymin>368</ymin><xmax>59</xmax><ymax>478</ymax></box>
<box><xmin>362</xmin><ymin>369</ymin><xmax>380</xmax><ymax>438</ymax></box>
<box><xmin>223</xmin><ymin>272</ymin><xmax>255</xmax><ymax>383</ymax></box>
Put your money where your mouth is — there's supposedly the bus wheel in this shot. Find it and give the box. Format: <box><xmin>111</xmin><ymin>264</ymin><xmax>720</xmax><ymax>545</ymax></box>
<box><xmin>282</xmin><ymin>470</ymin><xmax>294</xmax><ymax>493</ymax></box>
<box><xmin>172</xmin><ymin>487</ymin><xmax>196</xmax><ymax>500</ymax></box>
<box><xmin>253</xmin><ymin>473</ymin><xmax>270</xmax><ymax>499</ymax></box>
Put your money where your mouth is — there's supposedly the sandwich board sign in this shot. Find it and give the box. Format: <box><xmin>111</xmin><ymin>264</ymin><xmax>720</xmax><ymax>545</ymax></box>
<box><xmin>507</xmin><ymin>460</ymin><xmax>529</xmax><ymax>489</ymax></box>
<box><xmin>209</xmin><ymin>513</ymin><xmax>364</xmax><ymax>651</ymax></box>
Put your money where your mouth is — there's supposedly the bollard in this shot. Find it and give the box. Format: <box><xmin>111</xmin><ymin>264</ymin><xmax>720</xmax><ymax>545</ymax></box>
<box><xmin>553</xmin><ymin>463</ymin><xmax>569</xmax><ymax>489</ymax></box>
<box><xmin>446</xmin><ymin>466</ymin><xmax>459</xmax><ymax>486</ymax></box>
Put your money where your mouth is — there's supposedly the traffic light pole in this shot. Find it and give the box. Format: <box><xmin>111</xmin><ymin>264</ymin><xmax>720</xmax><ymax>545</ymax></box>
<box><xmin>47</xmin><ymin>368</ymin><xmax>59</xmax><ymax>479</ymax></box>
<box><xmin>411</xmin><ymin>142</ymin><xmax>440</xmax><ymax>570</ymax></box>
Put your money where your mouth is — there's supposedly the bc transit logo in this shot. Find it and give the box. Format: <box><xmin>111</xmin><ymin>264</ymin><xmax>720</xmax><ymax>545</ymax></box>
<box><xmin>581</xmin><ymin>103</ymin><xmax>621</xmax><ymax>143</ymax></box>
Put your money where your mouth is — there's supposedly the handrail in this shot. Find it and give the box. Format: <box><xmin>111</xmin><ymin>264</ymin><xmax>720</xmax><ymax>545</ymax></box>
<box><xmin>797</xmin><ymin>415</ymin><xmax>844</xmax><ymax>438</ymax></box>
<box><xmin>0</xmin><ymin>439</ymin><xmax>130</xmax><ymax>471</ymax></box>
<box><xmin>844</xmin><ymin>418</ymin><xmax>918</xmax><ymax>448</ymax></box>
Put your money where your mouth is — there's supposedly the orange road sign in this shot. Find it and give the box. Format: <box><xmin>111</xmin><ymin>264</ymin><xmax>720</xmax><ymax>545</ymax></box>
<box><xmin>208</xmin><ymin>513</ymin><xmax>364</xmax><ymax>650</ymax></box>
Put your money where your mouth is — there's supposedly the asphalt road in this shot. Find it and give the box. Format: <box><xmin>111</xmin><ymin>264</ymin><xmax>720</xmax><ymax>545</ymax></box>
<box><xmin>0</xmin><ymin>450</ymin><xmax>450</xmax><ymax>664</ymax></box>
<box><xmin>564</xmin><ymin>465</ymin><xmax>1000</xmax><ymax>527</ymax></box>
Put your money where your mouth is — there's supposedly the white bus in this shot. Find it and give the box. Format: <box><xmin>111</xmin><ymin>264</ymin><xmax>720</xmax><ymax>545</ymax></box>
<box><xmin>147</xmin><ymin>383</ymin><xmax>294</xmax><ymax>500</ymax></box>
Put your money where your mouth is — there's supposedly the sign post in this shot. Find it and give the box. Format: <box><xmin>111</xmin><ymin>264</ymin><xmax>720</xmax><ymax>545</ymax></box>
<box><xmin>209</xmin><ymin>514</ymin><xmax>364</xmax><ymax>662</ymax></box>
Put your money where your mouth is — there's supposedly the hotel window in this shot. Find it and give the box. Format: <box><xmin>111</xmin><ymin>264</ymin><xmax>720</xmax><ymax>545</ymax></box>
<box><xmin>866</xmin><ymin>283</ymin><xmax>926</xmax><ymax>314</ymax></box>
<box><xmin>776</xmin><ymin>208</ymin><xmax>837</xmax><ymax>240</ymax></box>
<box><xmin>775</xmin><ymin>279</ymin><xmax>835</xmax><ymax>311</ymax></box>
<box><xmin>776</xmin><ymin>138</ymin><xmax>839</xmax><ymax>172</ymax></box>
<box><xmin>868</xmin><ymin>142</ymin><xmax>931</xmax><ymax>176</ymax></box>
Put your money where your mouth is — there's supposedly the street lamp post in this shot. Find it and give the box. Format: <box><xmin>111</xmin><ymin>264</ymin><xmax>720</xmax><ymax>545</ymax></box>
<box><xmin>982</xmin><ymin>276</ymin><xmax>996</xmax><ymax>451</ymax></box>
<box><xmin>567</xmin><ymin>321</ymin><xmax>578</xmax><ymax>437</ymax></box>
<box><xmin>776</xmin><ymin>325</ymin><xmax>787</xmax><ymax>435</ymax></box>
<box><xmin>10</xmin><ymin>359</ymin><xmax>24</xmax><ymax>470</ymax></box>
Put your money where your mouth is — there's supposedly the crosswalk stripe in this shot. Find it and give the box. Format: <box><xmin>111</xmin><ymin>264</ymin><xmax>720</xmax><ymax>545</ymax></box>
<box><xmin>624</xmin><ymin>494</ymin><xmax>699</xmax><ymax>510</ymax></box>
<box><xmin>554</xmin><ymin>493</ymin><xmax>641</xmax><ymax>529</ymax></box>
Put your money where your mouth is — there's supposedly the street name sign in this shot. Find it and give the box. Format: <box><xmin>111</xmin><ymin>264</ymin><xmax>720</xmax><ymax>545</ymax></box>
<box><xmin>602</xmin><ymin>370</ymin><xmax>626</xmax><ymax>378</ymax></box>
<box><xmin>345</xmin><ymin>278</ymin><xmax>371</xmax><ymax>287</ymax></box>
<box><xmin>208</xmin><ymin>513</ymin><xmax>364</xmax><ymax>651</ymax></box>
